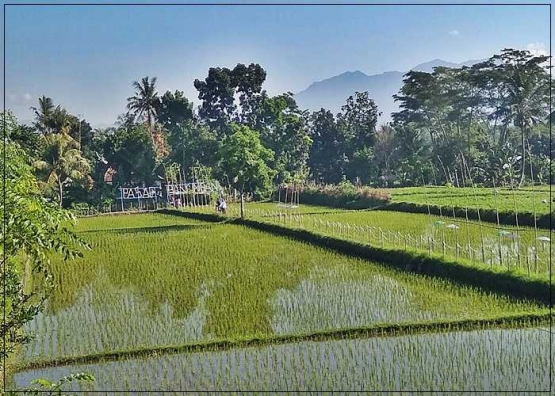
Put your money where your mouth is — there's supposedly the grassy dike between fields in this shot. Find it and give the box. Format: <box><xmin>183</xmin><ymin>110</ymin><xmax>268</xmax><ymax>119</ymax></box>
<box><xmin>381</xmin><ymin>202</ymin><xmax>554</xmax><ymax>230</ymax></box>
<box><xmin>160</xmin><ymin>209</ymin><xmax>553</xmax><ymax>306</ymax></box>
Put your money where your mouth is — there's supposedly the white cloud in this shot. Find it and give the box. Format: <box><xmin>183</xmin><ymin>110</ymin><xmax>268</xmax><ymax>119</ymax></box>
<box><xmin>448</xmin><ymin>30</ymin><xmax>460</xmax><ymax>37</ymax></box>
<box><xmin>6</xmin><ymin>93</ymin><xmax>18</xmax><ymax>103</ymax></box>
<box><xmin>526</xmin><ymin>42</ymin><xmax>548</xmax><ymax>57</ymax></box>
<box><xmin>6</xmin><ymin>92</ymin><xmax>34</xmax><ymax>105</ymax></box>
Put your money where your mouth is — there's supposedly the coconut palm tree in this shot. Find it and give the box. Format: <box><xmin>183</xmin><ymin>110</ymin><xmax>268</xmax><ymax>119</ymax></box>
<box><xmin>30</xmin><ymin>96</ymin><xmax>73</xmax><ymax>136</ymax></box>
<box><xmin>126</xmin><ymin>76</ymin><xmax>159</xmax><ymax>145</ymax></box>
<box><xmin>490</xmin><ymin>49</ymin><xmax>550</xmax><ymax>186</ymax></box>
<box><xmin>30</xmin><ymin>96</ymin><xmax>55</xmax><ymax>134</ymax></box>
<box><xmin>34</xmin><ymin>125</ymin><xmax>91</xmax><ymax>207</ymax></box>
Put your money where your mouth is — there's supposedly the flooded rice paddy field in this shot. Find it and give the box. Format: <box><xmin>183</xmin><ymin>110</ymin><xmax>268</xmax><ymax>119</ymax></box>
<box><xmin>235</xmin><ymin>204</ymin><xmax>553</xmax><ymax>275</ymax></box>
<box><xmin>20</xmin><ymin>215</ymin><xmax>543</xmax><ymax>363</ymax></box>
<box><xmin>11</xmin><ymin>328</ymin><xmax>553</xmax><ymax>393</ymax></box>
<box><xmin>11</xmin><ymin>213</ymin><xmax>551</xmax><ymax>392</ymax></box>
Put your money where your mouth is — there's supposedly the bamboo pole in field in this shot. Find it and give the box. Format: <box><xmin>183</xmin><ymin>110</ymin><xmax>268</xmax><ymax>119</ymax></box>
<box><xmin>191</xmin><ymin>169</ymin><xmax>196</xmax><ymax>208</ymax></box>
<box><xmin>447</xmin><ymin>165</ymin><xmax>460</xmax><ymax>258</ymax></box>
<box><xmin>421</xmin><ymin>173</ymin><xmax>434</xmax><ymax>254</ymax></box>
<box><xmin>456</xmin><ymin>151</ymin><xmax>488</xmax><ymax>265</ymax></box>
<box><xmin>511</xmin><ymin>180</ymin><xmax>522</xmax><ymax>270</ymax></box>
<box><xmin>492</xmin><ymin>179</ymin><xmax>504</xmax><ymax>269</ymax></box>
<box><xmin>176</xmin><ymin>169</ymin><xmax>181</xmax><ymax>207</ymax></box>
<box><xmin>528</xmin><ymin>139</ymin><xmax>538</xmax><ymax>275</ymax></box>
<box><xmin>431</xmin><ymin>165</ymin><xmax>439</xmax><ymax>187</ymax></box>
<box><xmin>461</xmin><ymin>153</ymin><xmax>486</xmax><ymax>264</ymax></box>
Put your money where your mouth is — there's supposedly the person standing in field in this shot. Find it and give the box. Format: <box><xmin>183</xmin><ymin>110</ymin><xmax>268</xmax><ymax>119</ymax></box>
<box><xmin>219</xmin><ymin>197</ymin><xmax>227</xmax><ymax>214</ymax></box>
<box><xmin>215</xmin><ymin>197</ymin><xmax>221</xmax><ymax>213</ymax></box>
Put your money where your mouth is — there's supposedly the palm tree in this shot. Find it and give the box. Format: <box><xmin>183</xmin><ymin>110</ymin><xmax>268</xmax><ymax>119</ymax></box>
<box><xmin>126</xmin><ymin>76</ymin><xmax>159</xmax><ymax>145</ymax></box>
<box><xmin>491</xmin><ymin>49</ymin><xmax>550</xmax><ymax>186</ymax></box>
<box><xmin>30</xmin><ymin>96</ymin><xmax>73</xmax><ymax>135</ymax></box>
<box><xmin>34</xmin><ymin>125</ymin><xmax>91</xmax><ymax>207</ymax></box>
<box><xmin>30</xmin><ymin>96</ymin><xmax>55</xmax><ymax>134</ymax></box>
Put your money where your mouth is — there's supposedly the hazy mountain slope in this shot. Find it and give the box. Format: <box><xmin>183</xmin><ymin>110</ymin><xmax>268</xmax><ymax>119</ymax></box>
<box><xmin>294</xmin><ymin>59</ymin><xmax>484</xmax><ymax>123</ymax></box>
<box><xmin>411</xmin><ymin>58</ymin><xmax>485</xmax><ymax>72</ymax></box>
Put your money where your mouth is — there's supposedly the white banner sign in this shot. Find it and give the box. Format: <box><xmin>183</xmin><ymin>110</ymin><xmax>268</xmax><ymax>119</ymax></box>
<box><xmin>120</xmin><ymin>187</ymin><xmax>161</xmax><ymax>200</ymax></box>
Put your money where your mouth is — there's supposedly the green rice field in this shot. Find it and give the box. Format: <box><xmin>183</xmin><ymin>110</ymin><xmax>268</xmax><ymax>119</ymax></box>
<box><xmin>11</xmin><ymin>328</ymin><xmax>553</xmax><ymax>392</ymax></box>
<box><xmin>263</xmin><ymin>208</ymin><xmax>553</xmax><ymax>275</ymax></box>
<box><xmin>385</xmin><ymin>185</ymin><xmax>553</xmax><ymax>215</ymax></box>
<box><xmin>9</xmin><ymin>212</ymin><xmax>552</xmax><ymax>392</ymax></box>
<box><xmin>67</xmin><ymin>212</ymin><xmax>207</xmax><ymax>232</ymax></box>
<box><xmin>192</xmin><ymin>202</ymin><xmax>552</xmax><ymax>275</ymax></box>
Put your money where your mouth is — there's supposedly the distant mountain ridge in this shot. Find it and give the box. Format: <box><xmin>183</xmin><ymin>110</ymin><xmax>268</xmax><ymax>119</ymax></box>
<box><xmin>411</xmin><ymin>58</ymin><xmax>484</xmax><ymax>73</ymax></box>
<box><xmin>294</xmin><ymin>58</ymin><xmax>484</xmax><ymax>123</ymax></box>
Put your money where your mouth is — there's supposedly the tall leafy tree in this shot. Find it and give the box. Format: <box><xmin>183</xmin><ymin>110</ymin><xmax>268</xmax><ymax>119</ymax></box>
<box><xmin>253</xmin><ymin>92</ymin><xmax>312</xmax><ymax>184</ymax></box>
<box><xmin>218</xmin><ymin>123</ymin><xmax>276</xmax><ymax>197</ymax></box>
<box><xmin>231</xmin><ymin>63</ymin><xmax>267</xmax><ymax>124</ymax></box>
<box><xmin>373</xmin><ymin>124</ymin><xmax>397</xmax><ymax>185</ymax></box>
<box><xmin>194</xmin><ymin>63</ymin><xmax>266</xmax><ymax>136</ymax></box>
<box><xmin>34</xmin><ymin>126</ymin><xmax>92</xmax><ymax>207</ymax></box>
<box><xmin>154</xmin><ymin>90</ymin><xmax>195</xmax><ymax>132</ymax></box>
<box><xmin>392</xmin><ymin>48</ymin><xmax>550</xmax><ymax>187</ymax></box>
<box><xmin>308</xmin><ymin>109</ymin><xmax>346</xmax><ymax>184</ymax></box>
<box><xmin>1</xmin><ymin>111</ymin><xmax>89</xmax><ymax>374</ymax></box>
<box><xmin>488</xmin><ymin>49</ymin><xmax>550</xmax><ymax>185</ymax></box>
<box><xmin>194</xmin><ymin>66</ymin><xmax>236</xmax><ymax>133</ymax></box>
<box><xmin>338</xmin><ymin>91</ymin><xmax>380</xmax><ymax>148</ymax></box>
<box><xmin>393</xmin><ymin>67</ymin><xmax>483</xmax><ymax>184</ymax></box>
<box><xmin>8</xmin><ymin>122</ymin><xmax>42</xmax><ymax>160</ymax></box>
<box><xmin>166</xmin><ymin>120</ymin><xmax>219</xmax><ymax>179</ymax></box>
<box><xmin>103</xmin><ymin>124</ymin><xmax>157</xmax><ymax>186</ymax></box>
<box><xmin>337</xmin><ymin>92</ymin><xmax>380</xmax><ymax>183</ymax></box>
<box><xmin>30</xmin><ymin>96</ymin><xmax>73</xmax><ymax>136</ymax></box>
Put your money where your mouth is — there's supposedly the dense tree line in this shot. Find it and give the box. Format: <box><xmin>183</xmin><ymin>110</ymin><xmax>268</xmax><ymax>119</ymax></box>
<box><xmin>1</xmin><ymin>112</ymin><xmax>94</xmax><ymax>388</ymax></box>
<box><xmin>8</xmin><ymin>48</ymin><xmax>552</xmax><ymax>208</ymax></box>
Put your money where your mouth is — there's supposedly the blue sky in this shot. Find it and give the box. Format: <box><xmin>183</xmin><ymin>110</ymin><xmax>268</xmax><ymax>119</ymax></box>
<box><xmin>2</xmin><ymin>1</ymin><xmax>550</xmax><ymax>126</ymax></box>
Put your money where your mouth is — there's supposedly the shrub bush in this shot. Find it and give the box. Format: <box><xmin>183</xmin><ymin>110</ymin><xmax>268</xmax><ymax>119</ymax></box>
<box><xmin>298</xmin><ymin>184</ymin><xmax>391</xmax><ymax>209</ymax></box>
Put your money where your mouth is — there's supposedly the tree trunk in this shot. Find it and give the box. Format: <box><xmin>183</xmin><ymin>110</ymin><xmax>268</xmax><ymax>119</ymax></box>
<box><xmin>58</xmin><ymin>179</ymin><xmax>64</xmax><ymax>208</ymax></box>
<box><xmin>240</xmin><ymin>192</ymin><xmax>245</xmax><ymax>220</ymax></box>
<box><xmin>519</xmin><ymin>124</ymin><xmax>526</xmax><ymax>187</ymax></box>
<box><xmin>147</xmin><ymin>114</ymin><xmax>156</xmax><ymax>148</ymax></box>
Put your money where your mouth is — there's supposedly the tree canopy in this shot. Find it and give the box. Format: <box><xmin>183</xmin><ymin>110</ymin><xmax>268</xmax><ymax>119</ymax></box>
<box><xmin>11</xmin><ymin>47</ymin><xmax>552</xmax><ymax>210</ymax></box>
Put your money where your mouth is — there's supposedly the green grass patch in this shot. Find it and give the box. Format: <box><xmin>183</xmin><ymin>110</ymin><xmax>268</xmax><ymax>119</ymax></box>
<box><xmin>386</xmin><ymin>186</ymin><xmax>552</xmax><ymax>215</ymax></box>
<box><xmin>70</xmin><ymin>212</ymin><xmax>207</xmax><ymax>232</ymax></box>
<box><xmin>383</xmin><ymin>186</ymin><xmax>554</xmax><ymax>229</ymax></box>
